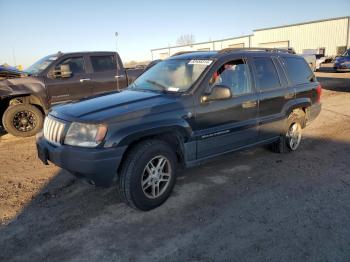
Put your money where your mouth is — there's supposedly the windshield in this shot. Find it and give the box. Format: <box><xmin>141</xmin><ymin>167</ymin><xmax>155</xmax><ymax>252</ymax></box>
<box><xmin>26</xmin><ymin>54</ymin><xmax>59</xmax><ymax>75</ymax></box>
<box><xmin>341</xmin><ymin>49</ymin><xmax>350</xmax><ymax>57</ymax></box>
<box><xmin>131</xmin><ymin>59</ymin><xmax>212</xmax><ymax>92</ymax></box>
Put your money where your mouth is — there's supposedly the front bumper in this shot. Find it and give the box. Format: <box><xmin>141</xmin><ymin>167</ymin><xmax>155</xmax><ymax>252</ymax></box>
<box><xmin>306</xmin><ymin>103</ymin><xmax>321</xmax><ymax>125</ymax></box>
<box><xmin>36</xmin><ymin>132</ymin><xmax>127</xmax><ymax>186</ymax></box>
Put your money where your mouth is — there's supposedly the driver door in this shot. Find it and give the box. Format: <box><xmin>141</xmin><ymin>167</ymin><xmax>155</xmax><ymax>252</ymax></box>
<box><xmin>45</xmin><ymin>56</ymin><xmax>93</xmax><ymax>104</ymax></box>
<box><xmin>193</xmin><ymin>58</ymin><xmax>259</xmax><ymax>159</ymax></box>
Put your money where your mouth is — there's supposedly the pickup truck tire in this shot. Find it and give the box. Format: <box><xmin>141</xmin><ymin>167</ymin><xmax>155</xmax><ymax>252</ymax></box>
<box><xmin>2</xmin><ymin>104</ymin><xmax>44</xmax><ymax>137</ymax></box>
<box><xmin>118</xmin><ymin>139</ymin><xmax>177</xmax><ymax>211</ymax></box>
<box><xmin>271</xmin><ymin>111</ymin><xmax>304</xmax><ymax>153</ymax></box>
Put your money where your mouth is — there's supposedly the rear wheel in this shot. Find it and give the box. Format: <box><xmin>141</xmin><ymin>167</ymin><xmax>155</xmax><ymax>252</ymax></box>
<box><xmin>118</xmin><ymin>139</ymin><xmax>177</xmax><ymax>211</ymax></box>
<box><xmin>2</xmin><ymin>104</ymin><xmax>44</xmax><ymax>137</ymax></box>
<box><xmin>271</xmin><ymin>111</ymin><xmax>304</xmax><ymax>153</ymax></box>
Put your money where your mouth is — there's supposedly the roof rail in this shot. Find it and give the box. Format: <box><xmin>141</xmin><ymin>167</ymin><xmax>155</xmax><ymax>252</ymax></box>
<box><xmin>218</xmin><ymin>47</ymin><xmax>296</xmax><ymax>54</ymax></box>
<box><xmin>171</xmin><ymin>50</ymin><xmax>209</xmax><ymax>57</ymax></box>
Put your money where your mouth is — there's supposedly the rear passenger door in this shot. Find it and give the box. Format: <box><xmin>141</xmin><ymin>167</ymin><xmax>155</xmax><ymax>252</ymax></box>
<box><xmin>280</xmin><ymin>56</ymin><xmax>317</xmax><ymax>103</ymax></box>
<box><xmin>194</xmin><ymin>58</ymin><xmax>259</xmax><ymax>158</ymax></box>
<box><xmin>252</xmin><ymin>56</ymin><xmax>294</xmax><ymax>140</ymax></box>
<box><xmin>89</xmin><ymin>55</ymin><xmax>127</xmax><ymax>95</ymax></box>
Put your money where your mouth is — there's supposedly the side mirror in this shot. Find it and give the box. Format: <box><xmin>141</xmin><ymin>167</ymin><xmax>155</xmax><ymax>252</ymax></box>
<box><xmin>59</xmin><ymin>64</ymin><xmax>72</xmax><ymax>78</ymax></box>
<box><xmin>49</xmin><ymin>64</ymin><xmax>72</xmax><ymax>79</ymax></box>
<box><xmin>201</xmin><ymin>85</ymin><xmax>232</xmax><ymax>102</ymax></box>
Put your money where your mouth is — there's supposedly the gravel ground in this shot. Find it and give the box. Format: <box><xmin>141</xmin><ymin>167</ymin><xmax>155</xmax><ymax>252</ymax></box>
<box><xmin>0</xmin><ymin>70</ymin><xmax>349</xmax><ymax>262</ymax></box>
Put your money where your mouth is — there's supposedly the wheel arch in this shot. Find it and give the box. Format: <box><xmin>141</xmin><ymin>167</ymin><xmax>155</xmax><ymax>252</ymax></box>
<box><xmin>282</xmin><ymin>98</ymin><xmax>311</xmax><ymax>118</ymax></box>
<box><xmin>112</xmin><ymin>124</ymin><xmax>192</xmax><ymax>174</ymax></box>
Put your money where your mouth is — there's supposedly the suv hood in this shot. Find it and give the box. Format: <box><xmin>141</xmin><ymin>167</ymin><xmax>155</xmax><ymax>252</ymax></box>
<box><xmin>335</xmin><ymin>56</ymin><xmax>350</xmax><ymax>63</ymax></box>
<box><xmin>52</xmin><ymin>90</ymin><xmax>184</xmax><ymax>123</ymax></box>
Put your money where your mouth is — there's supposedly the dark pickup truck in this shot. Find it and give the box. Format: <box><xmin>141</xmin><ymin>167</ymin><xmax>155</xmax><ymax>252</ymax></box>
<box><xmin>0</xmin><ymin>51</ymin><xmax>143</xmax><ymax>137</ymax></box>
<box><xmin>36</xmin><ymin>48</ymin><xmax>321</xmax><ymax>210</ymax></box>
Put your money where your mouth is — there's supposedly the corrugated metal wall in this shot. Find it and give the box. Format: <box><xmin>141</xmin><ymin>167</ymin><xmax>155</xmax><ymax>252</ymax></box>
<box><xmin>151</xmin><ymin>17</ymin><xmax>350</xmax><ymax>60</ymax></box>
<box><xmin>151</xmin><ymin>36</ymin><xmax>250</xmax><ymax>59</ymax></box>
<box><xmin>252</xmin><ymin>17</ymin><xmax>349</xmax><ymax>56</ymax></box>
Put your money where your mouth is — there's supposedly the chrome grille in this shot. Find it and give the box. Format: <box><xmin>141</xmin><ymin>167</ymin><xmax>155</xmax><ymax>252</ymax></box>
<box><xmin>43</xmin><ymin>116</ymin><xmax>65</xmax><ymax>145</ymax></box>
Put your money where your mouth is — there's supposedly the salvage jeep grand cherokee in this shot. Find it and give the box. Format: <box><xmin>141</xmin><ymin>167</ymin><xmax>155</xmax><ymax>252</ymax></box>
<box><xmin>36</xmin><ymin>48</ymin><xmax>321</xmax><ymax>210</ymax></box>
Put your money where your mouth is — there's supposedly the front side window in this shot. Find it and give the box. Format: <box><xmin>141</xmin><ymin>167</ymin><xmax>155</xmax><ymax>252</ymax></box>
<box><xmin>282</xmin><ymin>57</ymin><xmax>313</xmax><ymax>85</ymax></box>
<box><xmin>90</xmin><ymin>56</ymin><xmax>116</xmax><ymax>72</ymax></box>
<box><xmin>209</xmin><ymin>59</ymin><xmax>252</xmax><ymax>96</ymax></box>
<box><xmin>55</xmin><ymin>57</ymin><xmax>85</xmax><ymax>74</ymax></box>
<box><xmin>131</xmin><ymin>59</ymin><xmax>211</xmax><ymax>92</ymax></box>
<box><xmin>253</xmin><ymin>57</ymin><xmax>281</xmax><ymax>91</ymax></box>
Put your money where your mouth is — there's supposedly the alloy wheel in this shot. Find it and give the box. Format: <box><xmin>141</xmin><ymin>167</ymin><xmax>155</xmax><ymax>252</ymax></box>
<box><xmin>141</xmin><ymin>155</ymin><xmax>172</xmax><ymax>199</ymax></box>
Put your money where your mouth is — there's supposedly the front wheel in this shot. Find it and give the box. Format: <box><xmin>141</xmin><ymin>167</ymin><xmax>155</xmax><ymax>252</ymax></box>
<box><xmin>2</xmin><ymin>104</ymin><xmax>44</xmax><ymax>137</ymax></box>
<box><xmin>118</xmin><ymin>139</ymin><xmax>177</xmax><ymax>211</ymax></box>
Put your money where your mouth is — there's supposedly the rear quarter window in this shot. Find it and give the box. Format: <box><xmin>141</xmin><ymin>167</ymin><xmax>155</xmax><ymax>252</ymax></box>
<box><xmin>90</xmin><ymin>56</ymin><xmax>116</xmax><ymax>72</ymax></box>
<box><xmin>282</xmin><ymin>57</ymin><xmax>314</xmax><ymax>85</ymax></box>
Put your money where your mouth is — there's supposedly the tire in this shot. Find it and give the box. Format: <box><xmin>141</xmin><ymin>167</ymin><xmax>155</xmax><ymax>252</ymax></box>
<box><xmin>2</xmin><ymin>104</ymin><xmax>44</xmax><ymax>137</ymax></box>
<box><xmin>271</xmin><ymin>110</ymin><xmax>304</xmax><ymax>153</ymax></box>
<box><xmin>118</xmin><ymin>139</ymin><xmax>177</xmax><ymax>211</ymax></box>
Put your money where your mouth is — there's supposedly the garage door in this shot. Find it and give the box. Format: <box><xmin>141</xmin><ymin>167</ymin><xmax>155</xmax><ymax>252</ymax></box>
<box><xmin>259</xmin><ymin>41</ymin><xmax>289</xmax><ymax>48</ymax></box>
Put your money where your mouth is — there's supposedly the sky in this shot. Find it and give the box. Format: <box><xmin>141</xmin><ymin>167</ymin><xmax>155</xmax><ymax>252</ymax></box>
<box><xmin>0</xmin><ymin>0</ymin><xmax>349</xmax><ymax>68</ymax></box>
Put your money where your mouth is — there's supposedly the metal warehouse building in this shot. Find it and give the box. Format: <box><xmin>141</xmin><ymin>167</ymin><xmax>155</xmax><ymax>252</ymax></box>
<box><xmin>151</xmin><ymin>16</ymin><xmax>350</xmax><ymax>60</ymax></box>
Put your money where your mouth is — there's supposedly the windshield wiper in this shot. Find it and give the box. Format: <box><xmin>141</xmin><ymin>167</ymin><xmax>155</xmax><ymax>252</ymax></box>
<box><xmin>146</xmin><ymin>80</ymin><xmax>167</xmax><ymax>91</ymax></box>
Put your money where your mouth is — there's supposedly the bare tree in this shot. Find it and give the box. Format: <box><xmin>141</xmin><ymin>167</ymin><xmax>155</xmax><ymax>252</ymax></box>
<box><xmin>176</xmin><ymin>34</ymin><xmax>195</xmax><ymax>45</ymax></box>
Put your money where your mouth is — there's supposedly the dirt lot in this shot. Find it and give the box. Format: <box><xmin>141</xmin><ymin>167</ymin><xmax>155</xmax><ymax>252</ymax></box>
<box><xmin>0</xmin><ymin>69</ymin><xmax>350</xmax><ymax>261</ymax></box>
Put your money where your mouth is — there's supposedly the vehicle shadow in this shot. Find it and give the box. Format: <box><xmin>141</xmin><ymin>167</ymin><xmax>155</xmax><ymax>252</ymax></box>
<box><xmin>0</xmin><ymin>127</ymin><xmax>6</xmax><ymax>137</ymax></box>
<box><xmin>1</xmin><ymin>134</ymin><xmax>350</xmax><ymax>261</ymax></box>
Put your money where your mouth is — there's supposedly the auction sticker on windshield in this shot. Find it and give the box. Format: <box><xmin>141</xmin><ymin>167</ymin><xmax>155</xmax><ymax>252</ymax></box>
<box><xmin>188</xmin><ymin>60</ymin><xmax>213</xmax><ymax>66</ymax></box>
<box><xmin>167</xmin><ymin>87</ymin><xmax>180</xmax><ymax>92</ymax></box>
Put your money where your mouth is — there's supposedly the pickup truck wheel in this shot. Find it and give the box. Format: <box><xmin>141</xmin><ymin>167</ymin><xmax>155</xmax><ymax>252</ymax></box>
<box><xmin>271</xmin><ymin>112</ymin><xmax>304</xmax><ymax>153</ymax></box>
<box><xmin>2</xmin><ymin>104</ymin><xmax>43</xmax><ymax>137</ymax></box>
<box><xmin>118</xmin><ymin>139</ymin><xmax>177</xmax><ymax>211</ymax></box>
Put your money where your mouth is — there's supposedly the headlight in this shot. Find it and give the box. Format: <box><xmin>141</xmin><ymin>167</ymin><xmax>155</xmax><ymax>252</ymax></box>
<box><xmin>64</xmin><ymin>122</ymin><xmax>107</xmax><ymax>147</ymax></box>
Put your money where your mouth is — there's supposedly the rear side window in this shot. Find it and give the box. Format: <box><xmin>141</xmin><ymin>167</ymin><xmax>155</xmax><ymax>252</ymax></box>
<box><xmin>253</xmin><ymin>57</ymin><xmax>281</xmax><ymax>91</ymax></box>
<box><xmin>90</xmin><ymin>56</ymin><xmax>115</xmax><ymax>72</ymax></box>
<box><xmin>282</xmin><ymin>57</ymin><xmax>313</xmax><ymax>85</ymax></box>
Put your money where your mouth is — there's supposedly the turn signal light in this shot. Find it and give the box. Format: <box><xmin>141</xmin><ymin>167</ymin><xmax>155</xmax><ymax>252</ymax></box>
<box><xmin>316</xmin><ymin>84</ymin><xmax>322</xmax><ymax>103</ymax></box>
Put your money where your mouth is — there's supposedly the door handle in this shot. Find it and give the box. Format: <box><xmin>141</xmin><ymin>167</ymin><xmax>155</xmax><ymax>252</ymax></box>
<box><xmin>115</xmin><ymin>75</ymin><xmax>125</xmax><ymax>79</ymax></box>
<box><xmin>80</xmin><ymin>78</ymin><xmax>90</xmax><ymax>83</ymax></box>
<box><xmin>242</xmin><ymin>101</ymin><xmax>257</xmax><ymax>108</ymax></box>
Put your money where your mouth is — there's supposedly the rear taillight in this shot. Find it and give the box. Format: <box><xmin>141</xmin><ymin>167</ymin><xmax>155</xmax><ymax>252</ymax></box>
<box><xmin>316</xmin><ymin>84</ymin><xmax>322</xmax><ymax>103</ymax></box>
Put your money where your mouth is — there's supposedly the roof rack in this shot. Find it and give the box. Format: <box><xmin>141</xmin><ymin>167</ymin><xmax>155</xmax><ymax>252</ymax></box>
<box><xmin>218</xmin><ymin>47</ymin><xmax>296</xmax><ymax>54</ymax></box>
<box><xmin>171</xmin><ymin>50</ymin><xmax>210</xmax><ymax>57</ymax></box>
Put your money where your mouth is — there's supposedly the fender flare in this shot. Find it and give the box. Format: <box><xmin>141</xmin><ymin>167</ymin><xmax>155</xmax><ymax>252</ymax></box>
<box><xmin>282</xmin><ymin>98</ymin><xmax>311</xmax><ymax>117</ymax></box>
<box><xmin>6</xmin><ymin>94</ymin><xmax>48</xmax><ymax>113</ymax></box>
<box><xmin>104</xmin><ymin>119</ymin><xmax>193</xmax><ymax>148</ymax></box>
<box><xmin>28</xmin><ymin>95</ymin><xmax>49</xmax><ymax>112</ymax></box>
